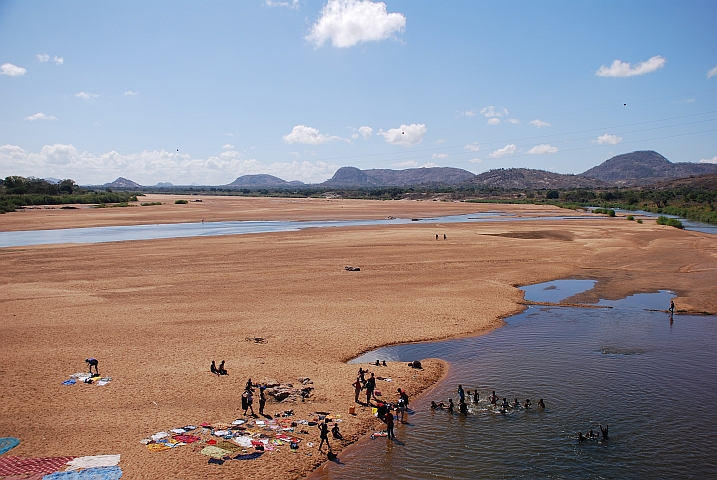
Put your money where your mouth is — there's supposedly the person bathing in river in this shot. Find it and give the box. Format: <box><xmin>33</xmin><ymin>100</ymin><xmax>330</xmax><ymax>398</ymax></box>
<box><xmin>538</xmin><ymin>398</ymin><xmax>545</xmax><ymax>409</ymax></box>
<box><xmin>512</xmin><ymin>397</ymin><xmax>520</xmax><ymax>408</ymax></box>
<box><xmin>488</xmin><ymin>391</ymin><xmax>498</xmax><ymax>406</ymax></box>
<box><xmin>600</xmin><ymin>424</ymin><xmax>609</xmax><ymax>440</ymax></box>
<box><xmin>501</xmin><ymin>398</ymin><xmax>510</xmax><ymax>410</ymax></box>
<box><xmin>431</xmin><ymin>401</ymin><xmax>445</xmax><ymax>410</ymax></box>
<box><xmin>473</xmin><ymin>391</ymin><xmax>479</xmax><ymax>403</ymax></box>
<box><xmin>457</xmin><ymin>385</ymin><xmax>465</xmax><ymax>403</ymax></box>
<box><xmin>524</xmin><ymin>398</ymin><xmax>532</xmax><ymax>409</ymax></box>
<box><xmin>447</xmin><ymin>398</ymin><xmax>454</xmax><ymax>414</ymax></box>
<box><xmin>459</xmin><ymin>400</ymin><xmax>468</xmax><ymax>415</ymax></box>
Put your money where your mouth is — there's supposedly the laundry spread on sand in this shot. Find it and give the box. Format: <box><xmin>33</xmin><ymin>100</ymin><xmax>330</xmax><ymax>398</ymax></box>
<box><xmin>0</xmin><ymin>456</ymin><xmax>75</xmax><ymax>476</ymax></box>
<box><xmin>0</xmin><ymin>438</ymin><xmax>20</xmax><ymax>455</ymax></box>
<box><xmin>65</xmin><ymin>455</ymin><xmax>120</xmax><ymax>471</ymax></box>
<box><xmin>199</xmin><ymin>446</ymin><xmax>231</xmax><ymax>459</ymax></box>
<box><xmin>42</xmin><ymin>466</ymin><xmax>122</xmax><ymax>480</ymax></box>
<box><xmin>62</xmin><ymin>373</ymin><xmax>112</xmax><ymax>387</ymax></box>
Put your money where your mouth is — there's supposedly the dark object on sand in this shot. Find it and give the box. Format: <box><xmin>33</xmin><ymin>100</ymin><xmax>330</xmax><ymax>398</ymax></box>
<box><xmin>345</xmin><ymin>266</ymin><xmax>360</xmax><ymax>271</ymax></box>
<box><xmin>408</xmin><ymin>361</ymin><xmax>422</xmax><ymax>369</ymax></box>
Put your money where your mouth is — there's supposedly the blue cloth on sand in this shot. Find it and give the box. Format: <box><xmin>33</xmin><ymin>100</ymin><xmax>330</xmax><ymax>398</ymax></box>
<box><xmin>43</xmin><ymin>466</ymin><xmax>122</xmax><ymax>480</ymax></box>
<box><xmin>0</xmin><ymin>437</ymin><xmax>20</xmax><ymax>455</ymax></box>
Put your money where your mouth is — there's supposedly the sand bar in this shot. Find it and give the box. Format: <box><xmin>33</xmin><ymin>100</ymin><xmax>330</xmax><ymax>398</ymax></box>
<box><xmin>1</xmin><ymin>198</ymin><xmax>715</xmax><ymax>478</ymax></box>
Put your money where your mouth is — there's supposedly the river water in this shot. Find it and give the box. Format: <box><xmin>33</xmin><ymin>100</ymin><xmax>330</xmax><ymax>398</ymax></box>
<box><xmin>310</xmin><ymin>281</ymin><xmax>717</xmax><ymax>479</ymax></box>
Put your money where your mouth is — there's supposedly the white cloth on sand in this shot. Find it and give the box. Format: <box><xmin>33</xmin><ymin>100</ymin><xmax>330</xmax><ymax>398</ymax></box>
<box><xmin>66</xmin><ymin>454</ymin><xmax>121</xmax><ymax>470</ymax></box>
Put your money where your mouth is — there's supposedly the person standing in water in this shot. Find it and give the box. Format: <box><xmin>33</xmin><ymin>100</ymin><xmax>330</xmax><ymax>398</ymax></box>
<box><xmin>447</xmin><ymin>398</ymin><xmax>454</xmax><ymax>414</ymax></box>
<box><xmin>538</xmin><ymin>398</ymin><xmax>545</xmax><ymax>409</ymax></box>
<box><xmin>457</xmin><ymin>385</ymin><xmax>465</xmax><ymax>404</ymax></box>
<box><xmin>488</xmin><ymin>391</ymin><xmax>498</xmax><ymax>406</ymax></box>
<box><xmin>600</xmin><ymin>424</ymin><xmax>609</xmax><ymax>440</ymax></box>
<box><xmin>385</xmin><ymin>408</ymin><xmax>395</xmax><ymax>439</ymax></box>
<box><xmin>670</xmin><ymin>300</ymin><xmax>675</xmax><ymax>314</ymax></box>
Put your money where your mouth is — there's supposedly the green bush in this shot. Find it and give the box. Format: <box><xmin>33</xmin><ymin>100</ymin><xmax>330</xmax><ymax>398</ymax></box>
<box><xmin>141</xmin><ymin>202</ymin><xmax>162</xmax><ymax>206</ymax></box>
<box><xmin>626</xmin><ymin>215</ymin><xmax>634</xmax><ymax>221</ymax></box>
<box><xmin>656</xmin><ymin>215</ymin><xmax>684</xmax><ymax>229</ymax></box>
<box><xmin>593</xmin><ymin>208</ymin><xmax>616</xmax><ymax>217</ymax></box>
<box><xmin>175</xmin><ymin>199</ymin><xmax>189</xmax><ymax>204</ymax></box>
<box><xmin>636</xmin><ymin>219</ymin><xmax>643</xmax><ymax>224</ymax></box>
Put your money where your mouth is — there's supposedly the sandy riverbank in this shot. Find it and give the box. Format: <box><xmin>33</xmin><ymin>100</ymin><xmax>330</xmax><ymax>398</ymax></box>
<box><xmin>1</xmin><ymin>198</ymin><xmax>715</xmax><ymax>478</ymax></box>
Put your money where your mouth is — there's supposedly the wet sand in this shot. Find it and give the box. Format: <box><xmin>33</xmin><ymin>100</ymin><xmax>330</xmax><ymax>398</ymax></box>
<box><xmin>1</xmin><ymin>197</ymin><xmax>715</xmax><ymax>478</ymax></box>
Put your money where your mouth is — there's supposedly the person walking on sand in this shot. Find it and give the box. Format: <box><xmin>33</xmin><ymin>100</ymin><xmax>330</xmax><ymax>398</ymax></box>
<box><xmin>353</xmin><ymin>377</ymin><xmax>363</xmax><ymax>403</ymax></box>
<box><xmin>85</xmin><ymin>358</ymin><xmax>99</xmax><ymax>376</ymax></box>
<box><xmin>258</xmin><ymin>386</ymin><xmax>266</xmax><ymax>416</ymax></box>
<box><xmin>244</xmin><ymin>389</ymin><xmax>255</xmax><ymax>416</ymax></box>
<box><xmin>318</xmin><ymin>418</ymin><xmax>331</xmax><ymax>452</ymax></box>
<box><xmin>365</xmin><ymin>373</ymin><xmax>376</xmax><ymax>405</ymax></box>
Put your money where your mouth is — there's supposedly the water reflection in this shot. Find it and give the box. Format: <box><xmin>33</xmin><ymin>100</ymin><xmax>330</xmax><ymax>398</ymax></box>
<box><xmin>312</xmin><ymin>285</ymin><xmax>717</xmax><ymax>479</ymax></box>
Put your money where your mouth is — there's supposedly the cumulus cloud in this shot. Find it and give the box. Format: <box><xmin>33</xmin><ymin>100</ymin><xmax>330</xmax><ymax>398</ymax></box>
<box><xmin>0</xmin><ymin>144</ymin><xmax>340</xmax><ymax>185</ymax></box>
<box><xmin>306</xmin><ymin>0</ymin><xmax>406</xmax><ymax>48</ymax></box>
<box><xmin>469</xmin><ymin>158</ymin><xmax>482</xmax><ymax>163</ymax></box>
<box><xmin>487</xmin><ymin>118</ymin><xmax>500</xmax><ymax>125</ymax></box>
<box><xmin>463</xmin><ymin>110</ymin><xmax>476</xmax><ymax>117</ymax></box>
<box><xmin>1</xmin><ymin>63</ymin><xmax>26</xmax><ymax>76</ymax></box>
<box><xmin>282</xmin><ymin>125</ymin><xmax>342</xmax><ymax>144</ymax></box>
<box><xmin>464</xmin><ymin>142</ymin><xmax>480</xmax><ymax>152</ymax></box>
<box><xmin>506</xmin><ymin>118</ymin><xmax>520</xmax><ymax>124</ymax></box>
<box><xmin>266</xmin><ymin>0</ymin><xmax>300</xmax><ymax>7</ymax></box>
<box><xmin>527</xmin><ymin>144</ymin><xmax>558</xmax><ymax>155</ymax></box>
<box><xmin>37</xmin><ymin>54</ymin><xmax>49</xmax><ymax>62</ymax></box>
<box><xmin>432</xmin><ymin>153</ymin><xmax>448</xmax><ymax>159</ymax></box>
<box><xmin>358</xmin><ymin>125</ymin><xmax>373</xmax><ymax>139</ymax></box>
<box><xmin>529</xmin><ymin>119</ymin><xmax>551</xmax><ymax>128</ymax></box>
<box><xmin>378</xmin><ymin>123</ymin><xmax>426</xmax><ymax>147</ymax></box>
<box><xmin>700</xmin><ymin>156</ymin><xmax>717</xmax><ymax>164</ymax></box>
<box><xmin>75</xmin><ymin>92</ymin><xmax>99</xmax><ymax>100</ymax></box>
<box><xmin>595</xmin><ymin>134</ymin><xmax>622</xmax><ymax>145</ymax></box>
<box><xmin>480</xmin><ymin>106</ymin><xmax>508</xmax><ymax>118</ymax></box>
<box><xmin>53</xmin><ymin>56</ymin><xmax>64</xmax><ymax>65</ymax></box>
<box><xmin>25</xmin><ymin>112</ymin><xmax>57</xmax><ymax>121</ymax></box>
<box><xmin>222</xmin><ymin>144</ymin><xmax>234</xmax><ymax>149</ymax></box>
<box><xmin>488</xmin><ymin>144</ymin><xmax>517</xmax><ymax>158</ymax></box>
<box><xmin>124</xmin><ymin>90</ymin><xmax>138</xmax><ymax>96</ymax></box>
<box><xmin>708</xmin><ymin>66</ymin><xmax>717</xmax><ymax>79</ymax></box>
<box><xmin>596</xmin><ymin>55</ymin><xmax>665</xmax><ymax>77</ymax></box>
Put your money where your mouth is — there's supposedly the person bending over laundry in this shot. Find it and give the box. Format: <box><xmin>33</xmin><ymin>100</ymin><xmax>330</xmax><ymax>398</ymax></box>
<box><xmin>85</xmin><ymin>358</ymin><xmax>99</xmax><ymax>376</ymax></box>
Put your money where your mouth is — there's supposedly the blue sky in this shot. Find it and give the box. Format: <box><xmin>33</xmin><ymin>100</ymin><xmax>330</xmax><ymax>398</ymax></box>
<box><xmin>1</xmin><ymin>0</ymin><xmax>716</xmax><ymax>185</ymax></box>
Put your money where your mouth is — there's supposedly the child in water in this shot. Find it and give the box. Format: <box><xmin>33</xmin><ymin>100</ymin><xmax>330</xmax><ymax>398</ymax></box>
<box><xmin>447</xmin><ymin>398</ymin><xmax>454</xmax><ymax>413</ymax></box>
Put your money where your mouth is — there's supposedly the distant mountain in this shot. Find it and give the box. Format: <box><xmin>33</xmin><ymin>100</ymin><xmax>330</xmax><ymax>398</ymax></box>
<box><xmin>104</xmin><ymin>177</ymin><xmax>141</xmax><ymax>188</ymax></box>
<box><xmin>466</xmin><ymin>168</ymin><xmax>607</xmax><ymax>189</ymax></box>
<box><xmin>581</xmin><ymin>151</ymin><xmax>717</xmax><ymax>186</ymax></box>
<box><xmin>44</xmin><ymin>177</ymin><xmax>61</xmax><ymax>184</ymax></box>
<box><xmin>228</xmin><ymin>174</ymin><xmax>304</xmax><ymax>187</ymax></box>
<box><xmin>650</xmin><ymin>173</ymin><xmax>717</xmax><ymax>190</ymax></box>
<box><xmin>156</xmin><ymin>182</ymin><xmax>174</xmax><ymax>187</ymax></box>
<box><xmin>322</xmin><ymin>166</ymin><xmax>475</xmax><ymax>187</ymax></box>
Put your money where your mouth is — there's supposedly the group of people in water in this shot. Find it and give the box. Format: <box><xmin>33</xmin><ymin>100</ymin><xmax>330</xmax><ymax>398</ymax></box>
<box><xmin>431</xmin><ymin>386</ymin><xmax>545</xmax><ymax>415</ymax></box>
<box><xmin>578</xmin><ymin>424</ymin><xmax>608</xmax><ymax>443</ymax></box>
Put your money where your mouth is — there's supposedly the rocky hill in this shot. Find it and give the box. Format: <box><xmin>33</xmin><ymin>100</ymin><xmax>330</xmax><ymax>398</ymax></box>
<box><xmin>104</xmin><ymin>177</ymin><xmax>141</xmax><ymax>188</ymax></box>
<box><xmin>227</xmin><ymin>174</ymin><xmax>304</xmax><ymax>187</ymax></box>
<box><xmin>466</xmin><ymin>168</ymin><xmax>607</xmax><ymax>189</ymax></box>
<box><xmin>649</xmin><ymin>173</ymin><xmax>717</xmax><ymax>190</ymax></box>
<box><xmin>322</xmin><ymin>166</ymin><xmax>475</xmax><ymax>187</ymax></box>
<box><xmin>581</xmin><ymin>151</ymin><xmax>717</xmax><ymax>186</ymax></box>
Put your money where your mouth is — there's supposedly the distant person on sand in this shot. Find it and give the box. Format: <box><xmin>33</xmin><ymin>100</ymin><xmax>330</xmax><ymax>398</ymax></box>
<box><xmin>210</xmin><ymin>360</ymin><xmax>220</xmax><ymax>376</ymax></box>
<box><xmin>85</xmin><ymin>358</ymin><xmax>99</xmax><ymax>376</ymax></box>
<box><xmin>243</xmin><ymin>389</ymin><xmax>255</xmax><ymax>416</ymax></box>
<box><xmin>259</xmin><ymin>386</ymin><xmax>266</xmax><ymax>416</ymax></box>
<box><xmin>246</xmin><ymin>378</ymin><xmax>254</xmax><ymax>392</ymax></box>
<box><xmin>331</xmin><ymin>423</ymin><xmax>343</xmax><ymax>440</ymax></box>
<box><xmin>358</xmin><ymin>367</ymin><xmax>366</xmax><ymax>384</ymax></box>
<box><xmin>436</xmin><ymin>234</ymin><xmax>439</xmax><ymax>240</ymax></box>
<box><xmin>318</xmin><ymin>418</ymin><xmax>332</xmax><ymax>452</ymax></box>
<box><xmin>365</xmin><ymin>373</ymin><xmax>376</xmax><ymax>405</ymax></box>
<box><xmin>353</xmin><ymin>377</ymin><xmax>363</xmax><ymax>403</ymax></box>
<box><xmin>218</xmin><ymin>360</ymin><xmax>228</xmax><ymax>375</ymax></box>
<box><xmin>444</xmin><ymin>234</ymin><xmax>447</xmax><ymax>240</ymax></box>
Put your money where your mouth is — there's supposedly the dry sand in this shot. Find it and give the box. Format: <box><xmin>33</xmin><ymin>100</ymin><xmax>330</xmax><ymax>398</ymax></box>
<box><xmin>1</xmin><ymin>197</ymin><xmax>716</xmax><ymax>478</ymax></box>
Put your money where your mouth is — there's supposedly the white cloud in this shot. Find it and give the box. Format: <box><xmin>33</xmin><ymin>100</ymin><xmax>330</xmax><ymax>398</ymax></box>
<box><xmin>222</xmin><ymin>144</ymin><xmax>234</xmax><ymax>149</ymax></box>
<box><xmin>53</xmin><ymin>56</ymin><xmax>64</xmax><ymax>65</ymax></box>
<box><xmin>37</xmin><ymin>54</ymin><xmax>49</xmax><ymax>62</ymax></box>
<box><xmin>290</xmin><ymin>151</ymin><xmax>300</xmax><ymax>156</ymax></box>
<box><xmin>464</xmin><ymin>110</ymin><xmax>476</xmax><ymax>117</ymax></box>
<box><xmin>0</xmin><ymin>143</ymin><xmax>341</xmax><ymax>185</ymax></box>
<box><xmin>25</xmin><ymin>112</ymin><xmax>57</xmax><ymax>121</ymax></box>
<box><xmin>506</xmin><ymin>118</ymin><xmax>520</xmax><ymax>124</ymax></box>
<box><xmin>464</xmin><ymin>142</ymin><xmax>480</xmax><ymax>152</ymax></box>
<box><xmin>432</xmin><ymin>153</ymin><xmax>448</xmax><ymax>159</ymax></box>
<box><xmin>436</xmin><ymin>139</ymin><xmax>446</xmax><ymax>144</ymax></box>
<box><xmin>527</xmin><ymin>144</ymin><xmax>558</xmax><ymax>155</ymax></box>
<box><xmin>282</xmin><ymin>125</ymin><xmax>342</xmax><ymax>144</ymax></box>
<box><xmin>487</xmin><ymin>118</ymin><xmax>500</xmax><ymax>125</ymax></box>
<box><xmin>480</xmin><ymin>106</ymin><xmax>508</xmax><ymax>117</ymax></box>
<box><xmin>708</xmin><ymin>66</ymin><xmax>717</xmax><ymax>79</ymax></box>
<box><xmin>378</xmin><ymin>123</ymin><xmax>426</xmax><ymax>147</ymax></box>
<box><xmin>528</xmin><ymin>119</ymin><xmax>551</xmax><ymax>128</ymax></box>
<box><xmin>596</xmin><ymin>55</ymin><xmax>666</xmax><ymax>77</ymax></box>
<box><xmin>469</xmin><ymin>158</ymin><xmax>482</xmax><ymax>163</ymax></box>
<box><xmin>306</xmin><ymin>0</ymin><xmax>406</xmax><ymax>48</ymax></box>
<box><xmin>595</xmin><ymin>134</ymin><xmax>622</xmax><ymax>145</ymax></box>
<box><xmin>488</xmin><ymin>144</ymin><xmax>517</xmax><ymax>158</ymax></box>
<box><xmin>75</xmin><ymin>92</ymin><xmax>99</xmax><ymax>100</ymax></box>
<box><xmin>1</xmin><ymin>63</ymin><xmax>26</xmax><ymax>76</ymax></box>
<box><xmin>124</xmin><ymin>90</ymin><xmax>139</xmax><ymax>96</ymax></box>
<box><xmin>700</xmin><ymin>156</ymin><xmax>717</xmax><ymax>164</ymax></box>
<box><xmin>266</xmin><ymin>0</ymin><xmax>299</xmax><ymax>8</ymax></box>
<box><xmin>392</xmin><ymin>160</ymin><xmax>418</xmax><ymax>168</ymax></box>
<box><xmin>358</xmin><ymin>125</ymin><xmax>373</xmax><ymax>139</ymax></box>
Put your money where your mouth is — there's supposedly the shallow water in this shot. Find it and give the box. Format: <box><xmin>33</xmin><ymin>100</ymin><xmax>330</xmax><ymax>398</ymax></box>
<box><xmin>311</xmin><ymin>283</ymin><xmax>717</xmax><ymax>479</ymax></box>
